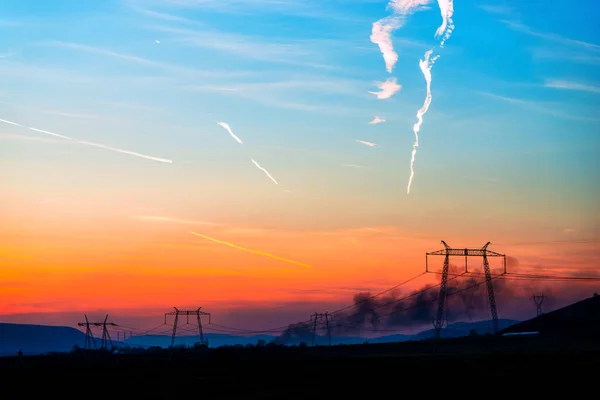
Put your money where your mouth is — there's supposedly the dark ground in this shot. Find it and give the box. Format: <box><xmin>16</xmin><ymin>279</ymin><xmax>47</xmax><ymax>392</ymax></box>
<box><xmin>1</xmin><ymin>335</ymin><xmax>598</xmax><ymax>398</ymax></box>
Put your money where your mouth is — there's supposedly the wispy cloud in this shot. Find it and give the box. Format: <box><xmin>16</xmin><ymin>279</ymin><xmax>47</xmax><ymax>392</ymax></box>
<box><xmin>132</xmin><ymin>215</ymin><xmax>221</xmax><ymax>225</ymax></box>
<box><xmin>152</xmin><ymin>26</ymin><xmax>336</xmax><ymax>69</ymax></box>
<box><xmin>104</xmin><ymin>102</ymin><xmax>165</xmax><ymax>113</ymax></box>
<box><xmin>125</xmin><ymin>3</ymin><xmax>197</xmax><ymax>24</ymax></box>
<box><xmin>188</xmin><ymin>79</ymin><xmax>378</xmax><ymax>116</ymax></box>
<box><xmin>501</xmin><ymin>20</ymin><xmax>600</xmax><ymax>50</ymax></box>
<box><xmin>530</xmin><ymin>47</ymin><xmax>600</xmax><ymax>65</ymax></box>
<box><xmin>544</xmin><ymin>79</ymin><xmax>600</xmax><ymax>94</ymax></box>
<box><xmin>341</xmin><ymin>164</ymin><xmax>371</xmax><ymax>169</ymax></box>
<box><xmin>39</xmin><ymin>110</ymin><xmax>99</xmax><ymax>119</ymax></box>
<box><xmin>145</xmin><ymin>0</ymin><xmax>368</xmax><ymax>22</ymax></box>
<box><xmin>0</xmin><ymin>133</ymin><xmax>68</xmax><ymax>144</ymax></box>
<box><xmin>478</xmin><ymin>91</ymin><xmax>595</xmax><ymax>121</ymax></box>
<box><xmin>477</xmin><ymin>4</ymin><xmax>512</xmax><ymax>15</ymax></box>
<box><xmin>41</xmin><ymin>41</ymin><xmax>252</xmax><ymax>78</ymax></box>
<box><xmin>189</xmin><ymin>77</ymin><xmax>365</xmax><ymax>97</ymax></box>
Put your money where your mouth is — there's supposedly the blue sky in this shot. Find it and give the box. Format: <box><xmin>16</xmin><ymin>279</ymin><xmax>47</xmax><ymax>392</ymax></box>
<box><xmin>1</xmin><ymin>0</ymin><xmax>599</xmax><ymax>237</ymax></box>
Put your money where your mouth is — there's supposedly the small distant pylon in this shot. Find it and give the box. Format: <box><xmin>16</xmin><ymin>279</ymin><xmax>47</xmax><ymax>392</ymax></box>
<box><xmin>77</xmin><ymin>314</ymin><xmax>116</xmax><ymax>350</ymax></box>
<box><xmin>310</xmin><ymin>312</ymin><xmax>333</xmax><ymax>346</ymax></box>
<box><xmin>99</xmin><ymin>315</ymin><xmax>115</xmax><ymax>349</ymax></box>
<box><xmin>530</xmin><ymin>294</ymin><xmax>545</xmax><ymax>317</ymax></box>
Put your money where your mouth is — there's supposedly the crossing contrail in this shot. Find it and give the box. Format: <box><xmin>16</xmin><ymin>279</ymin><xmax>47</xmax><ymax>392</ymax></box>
<box><xmin>189</xmin><ymin>231</ymin><xmax>314</xmax><ymax>268</ymax></box>
<box><xmin>217</xmin><ymin>121</ymin><xmax>243</xmax><ymax>144</ymax></box>
<box><xmin>251</xmin><ymin>159</ymin><xmax>278</xmax><ymax>185</ymax></box>
<box><xmin>0</xmin><ymin>117</ymin><xmax>172</xmax><ymax>163</ymax></box>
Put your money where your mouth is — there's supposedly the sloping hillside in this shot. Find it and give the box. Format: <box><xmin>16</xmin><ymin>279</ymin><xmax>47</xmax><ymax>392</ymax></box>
<box><xmin>0</xmin><ymin>323</ymin><xmax>87</xmax><ymax>356</ymax></box>
<box><xmin>500</xmin><ymin>294</ymin><xmax>600</xmax><ymax>336</ymax></box>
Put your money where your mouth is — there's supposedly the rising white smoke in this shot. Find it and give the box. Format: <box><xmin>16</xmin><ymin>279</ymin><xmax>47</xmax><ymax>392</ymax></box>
<box><xmin>0</xmin><ymin>117</ymin><xmax>172</xmax><ymax>163</ymax></box>
<box><xmin>435</xmin><ymin>0</ymin><xmax>454</xmax><ymax>47</ymax></box>
<box><xmin>216</xmin><ymin>121</ymin><xmax>243</xmax><ymax>144</ymax></box>
<box><xmin>406</xmin><ymin>50</ymin><xmax>438</xmax><ymax>195</ymax></box>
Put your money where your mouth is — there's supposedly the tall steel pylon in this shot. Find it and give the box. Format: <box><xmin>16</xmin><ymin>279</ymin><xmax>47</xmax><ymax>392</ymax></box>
<box><xmin>78</xmin><ymin>315</ymin><xmax>97</xmax><ymax>349</ymax></box>
<box><xmin>426</xmin><ymin>241</ymin><xmax>507</xmax><ymax>339</ymax></box>
<box><xmin>530</xmin><ymin>294</ymin><xmax>545</xmax><ymax>317</ymax></box>
<box><xmin>310</xmin><ymin>312</ymin><xmax>333</xmax><ymax>346</ymax></box>
<box><xmin>77</xmin><ymin>314</ymin><xmax>116</xmax><ymax>350</ymax></box>
<box><xmin>165</xmin><ymin>307</ymin><xmax>211</xmax><ymax>347</ymax></box>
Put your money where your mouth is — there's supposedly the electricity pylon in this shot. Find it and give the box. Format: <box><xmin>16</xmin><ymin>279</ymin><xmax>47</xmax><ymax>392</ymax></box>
<box><xmin>426</xmin><ymin>241</ymin><xmax>507</xmax><ymax>339</ymax></box>
<box><xmin>165</xmin><ymin>307</ymin><xmax>211</xmax><ymax>347</ymax></box>
<box><xmin>530</xmin><ymin>294</ymin><xmax>545</xmax><ymax>317</ymax></box>
<box><xmin>310</xmin><ymin>312</ymin><xmax>333</xmax><ymax>346</ymax></box>
<box><xmin>78</xmin><ymin>315</ymin><xmax>97</xmax><ymax>349</ymax></box>
<box><xmin>77</xmin><ymin>314</ymin><xmax>116</xmax><ymax>350</ymax></box>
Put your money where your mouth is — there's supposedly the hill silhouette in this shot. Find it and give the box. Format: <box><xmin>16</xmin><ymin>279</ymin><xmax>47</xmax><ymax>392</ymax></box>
<box><xmin>0</xmin><ymin>318</ymin><xmax>519</xmax><ymax>356</ymax></box>
<box><xmin>0</xmin><ymin>323</ymin><xmax>87</xmax><ymax>356</ymax></box>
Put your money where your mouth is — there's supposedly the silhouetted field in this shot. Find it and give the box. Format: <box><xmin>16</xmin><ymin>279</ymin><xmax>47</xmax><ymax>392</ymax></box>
<box><xmin>1</xmin><ymin>335</ymin><xmax>598</xmax><ymax>398</ymax></box>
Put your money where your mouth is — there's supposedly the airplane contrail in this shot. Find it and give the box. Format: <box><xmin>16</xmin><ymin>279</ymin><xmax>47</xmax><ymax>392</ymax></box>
<box><xmin>0</xmin><ymin>117</ymin><xmax>172</xmax><ymax>163</ymax></box>
<box><xmin>435</xmin><ymin>0</ymin><xmax>455</xmax><ymax>47</ymax></box>
<box><xmin>355</xmin><ymin>139</ymin><xmax>377</xmax><ymax>147</ymax></box>
<box><xmin>217</xmin><ymin>121</ymin><xmax>243</xmax><ymax>144</ymax></box>
<box><xmin>189</xmin><ymin>231</ymin><xmax>314</xmax><ymax>268</ymax></box>
<box><xmin>407</xmin><ymin>50</ymin><xmax>438</xmax><ymax>195</ymax></box>
<box><xmin>251</xmin><ymin>159</ymin><xmax>278</xmax><ymax>185</ymax></box>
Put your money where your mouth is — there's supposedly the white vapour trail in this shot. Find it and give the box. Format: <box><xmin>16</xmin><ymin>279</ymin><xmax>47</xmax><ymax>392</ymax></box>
<box><xmin>369</xmin><ymin>77</ymin><xmax>402</xmax><ymax>99</ymax></box>
<box><xmin>371</xmin><ymin>16</ymin><xmax>402</xmax><ymax>73</ymax></box>
<box><xmin>406</xmin><ymin>50</ymin><xmax>438</xmax><ymax>195</ymax></box>
<box><xmin>435</xmin><ymin>0</ymin><xmax>454</xmax><ymax>47</ymax></box>
<box><xmin>369</xmin><ymin>116</ymin><xmax>386</xmax><ymax>125</ymax></box>
<box><xmin>216</xmin><ymin>121</ymin><xmax>243</xmax><ymax>144</ymax></box>
<box><xmin>0</xmin><ymin>117</ymin><xmax>172</xmax><ymax>163</ymax></box>
<box><xmin>355</xmin><ymin>139</ymin><xmax>377</xmax><ymax>147</ymax></box>
<box><xmin>371</xmin><ymin>1</ymin><xmax>432</xmax><ymax>73</ymax></box>
<box><xmin>251</xmin><ymin>159</ymin><xmax>278</xmax><ymax>185</ymax></box>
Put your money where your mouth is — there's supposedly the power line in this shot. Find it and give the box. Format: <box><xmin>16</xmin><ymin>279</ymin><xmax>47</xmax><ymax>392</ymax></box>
<box><xmin>210</xmin><ymin>271</ymin><xmax>430</xmax><ymax>334</ymax></box>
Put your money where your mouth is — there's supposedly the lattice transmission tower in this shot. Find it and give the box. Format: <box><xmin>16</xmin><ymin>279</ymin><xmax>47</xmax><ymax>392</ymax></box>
<box><xmin>426</xmin><ymin>241</ymin><xmax>507</xmax><ymax>339</ymax></box>
<box><xmin>77</xmin><ymin>315</ymin><xmax>116</xmax><ymax>350</ymax></box>
<box><xmin>530</xmin><ymin>294</ymin><xmax>545</xmax><ymax>317</ymax></box>
<box><xmin>310</xmin><ymin>312</ymin><xmax>332</xmax><ymax>346</ymax></box>
<box><xmin>165</xmin><ymin>307</ymin><xmax>211</xmax><ymax>347</ymax></box>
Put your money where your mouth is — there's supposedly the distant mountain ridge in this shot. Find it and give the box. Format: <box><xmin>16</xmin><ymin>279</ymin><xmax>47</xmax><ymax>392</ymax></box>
<box><xmin>0</xmin><ymin>319</ymin><xmax>520</xmax><ymax>357</ymax></box>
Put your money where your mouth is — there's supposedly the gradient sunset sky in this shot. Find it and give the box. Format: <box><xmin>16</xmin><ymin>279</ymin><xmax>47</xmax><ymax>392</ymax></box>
<box><xmin>1</xmin><ymin>0</ymin><xmax>599</xmax><ymax>332</ymax></box>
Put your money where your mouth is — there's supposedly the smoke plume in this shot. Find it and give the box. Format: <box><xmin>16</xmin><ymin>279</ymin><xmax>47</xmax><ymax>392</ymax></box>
<box><xmin>330</xmin><ymin>276</ymin><xmax>514</xmax><ymax>334</ymax></box>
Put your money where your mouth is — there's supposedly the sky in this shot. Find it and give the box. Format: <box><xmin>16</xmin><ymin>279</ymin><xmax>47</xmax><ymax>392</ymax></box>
<box><xmin>1</xmin><ymin>0</ymin><xmax>599</xmax><ymax>334</ymax></box>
